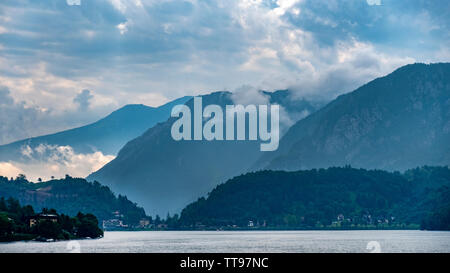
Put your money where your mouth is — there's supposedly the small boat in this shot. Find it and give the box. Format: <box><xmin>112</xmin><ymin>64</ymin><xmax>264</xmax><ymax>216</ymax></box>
<box><xmin>34</xmin><ymin>236</ymin><xmax>55</xmax><ymax>242</ymax></box>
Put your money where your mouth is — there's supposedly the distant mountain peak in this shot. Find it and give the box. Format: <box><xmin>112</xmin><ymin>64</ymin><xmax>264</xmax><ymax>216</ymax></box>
<box><xmin>88</xmin><ymin>89</ymin><xmax>325</xmax><ymax>215</ymax></box>
<box><xmin>254</xmin><ymin>62</ymin><xmax>450</xmax><ymax>172</ymax></box>
<box><xmin>0</xmin><ymin>96</ymin><xmax>192</xmax><ymax>161</ymax></box>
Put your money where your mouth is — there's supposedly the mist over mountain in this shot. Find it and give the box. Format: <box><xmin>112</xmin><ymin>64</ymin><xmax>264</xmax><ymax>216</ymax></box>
<box><xmin>0</xmin><ymin>96</ymin><xmax>191</xmax><ymax>162</ymax></box>
<box><xmin>88</xmin><ymin>90</ymin><xmax>324</xmax><ymax>216</ymax></box>
<box><xmin>255</xmin><ymin>63</ymin><xmax>450</xmax><ymax>172</ymax></box>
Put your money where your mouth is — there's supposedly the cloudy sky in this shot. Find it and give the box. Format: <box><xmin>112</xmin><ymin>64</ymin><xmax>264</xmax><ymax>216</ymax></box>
<box><xmin>0</xmin><ymin>0</ymin><xmax>449</xmax><ymax>145</ymax></box>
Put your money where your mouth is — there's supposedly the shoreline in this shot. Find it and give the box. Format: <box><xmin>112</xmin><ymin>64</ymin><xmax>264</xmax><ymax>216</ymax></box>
<box><xmin>107</xmin><ymin>225</ymin><xmax>422</xmax><ymax>232</ymax></box>
<box><xmin>0</xmin><ymin>235</ymin><xmax>103</xmax><ymax>244</ymax></box>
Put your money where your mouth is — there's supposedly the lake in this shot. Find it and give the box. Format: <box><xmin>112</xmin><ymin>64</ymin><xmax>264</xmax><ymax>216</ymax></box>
<box><xmin>1</xmin><ymin>230</ymin><xmax>449</xmax><ymax>253</ymax></box>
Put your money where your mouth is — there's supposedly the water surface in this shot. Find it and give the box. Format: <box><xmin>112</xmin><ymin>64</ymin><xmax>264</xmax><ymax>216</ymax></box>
<box><xmin>1</xmin><ymin>230</ymin><xmax>449</xmax><ymax>253</ymax></box>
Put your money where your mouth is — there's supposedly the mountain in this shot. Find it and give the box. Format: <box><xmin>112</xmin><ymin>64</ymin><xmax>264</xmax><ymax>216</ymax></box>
<box><xmin>0</xmin><ymin>175</ymin><xmax>146</xmax><ymax>225</ymax></box>
<box><xmin>254</xmin><ymin>63</ymin><xmax>450</xmax><ymax>172</ymax></box>
<box><xmin>0</xmin><ymin>96</ymin><xmax>191</xmax><ymax>161</ymax></box>
<box><xmin>177</xmin><ymin>166</ymin><xmax>450</xmax><ymax>230</ymax></box>
<box><xmin>88</xmin><ymin>90</ymin><xmax>324</xmax><ymax>216</ymax></box>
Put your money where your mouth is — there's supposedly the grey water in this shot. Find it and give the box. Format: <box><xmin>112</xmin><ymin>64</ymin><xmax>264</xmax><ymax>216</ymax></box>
<box><xmin>1</xmin><ymin>230</ymin><xmax>449</xmax><ymax>253</ymax></box>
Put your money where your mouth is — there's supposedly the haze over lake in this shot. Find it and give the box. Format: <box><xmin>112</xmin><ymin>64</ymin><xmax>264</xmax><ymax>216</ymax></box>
<box><xmin>1</xmin><ymin>230</ymin><xmax>449</xmax><ymax>253</ymax></box>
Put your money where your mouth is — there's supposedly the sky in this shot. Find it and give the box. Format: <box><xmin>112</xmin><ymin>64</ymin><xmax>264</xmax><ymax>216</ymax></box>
<box><xmin>0</xmin><ymin>0</ymin><xmax>449</xmax><ymax>146</ymax></box>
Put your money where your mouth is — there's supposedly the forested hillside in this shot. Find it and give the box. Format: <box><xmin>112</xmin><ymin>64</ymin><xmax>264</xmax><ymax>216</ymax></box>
<box><xmin>0</xmin><ymin>175</ymin><xmax>146</xmax><ymax>226</ymax></box>
<box><xmin>178</xmin><ymin>166</ymin><xmax>450</xmax><ymax>230</ymax></box>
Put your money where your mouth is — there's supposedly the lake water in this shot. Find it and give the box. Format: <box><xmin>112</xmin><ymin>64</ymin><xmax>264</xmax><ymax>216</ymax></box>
<box><xmin>1</xmin><ymin>230</ymin><xmax>449</xmax><ymax>253</ymax></box>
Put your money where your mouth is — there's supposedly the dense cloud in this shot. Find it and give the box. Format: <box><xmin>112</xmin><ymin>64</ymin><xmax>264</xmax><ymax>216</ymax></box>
<box><xmin>74</xmin><ymin>89</ymin><xmax>94</xmax><ymax>111</ymax></box>
<box><xmin>0</xmin><ymin>86</ymin><xmax>49</xmax><ymax>144</ymax></box>
<box><xmin>0</xmin><ymin>86</ymin><xmax>14</xmax><ymax>105</ymax></box>
<box><xmin>0</xmin><ymin>0</ymin><xmax>449</xmax><ymax>143</ymax></box>
<box><xmin>0</xmin><ymin>144</ymin><xmax>115</xmax><ymax>181</ymax></box>
<box><xmin>0</xmin><ymin>85</ymin><xmax>110</xmax><ymax>145</ymax></box>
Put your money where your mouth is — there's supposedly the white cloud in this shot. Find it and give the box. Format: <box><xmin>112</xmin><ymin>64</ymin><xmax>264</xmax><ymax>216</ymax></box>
<box><xmin>272</xmin><ymin>0</ymin><xmax>303</xmax><ymax>16</ymax></box>
<box><xmin>109</xmin><ymin>0</ymin><xmax>127</xmax><ymax>13</ymax></box>
<box><xmin>289</xmin><ymin>39</ymin><xmax>415</xmax><ymax>100</ymax></box>
<box><xmin>73</xmin><ymin>89</ymin><xmax>94</xmax><ymax>111</ymax></box>
<box><xmin>67</xmin><ymin>0</ymin><xmax>81</xmax><ymax>6</ymax></box>
<box><xmin>117</xmin><ymin>21</ymin><xmax>129</xmax><ymax>35</ymax></box>
<box><xmin>231</xmin><ymin>84</ymin><xmax>270</xmax><ymax>105</ymax></box>
<box><xmin>367</xmin><ymin>0</ymin><xmax>381</xmax><ymax>6</ymax></box>
<box><xmin>0</xmin><ymin>84</ymin><xmax>116</xmax><ymax>145</ymax></box>
<box><xmin>0</xmin><ymin>144</ymin><xmax>115</xmax><ymax>182</ymax></box>
<box><xmin>0</xmin><ymin>162</ymin><xmax>24</xmax><ymax>179</ymax></box>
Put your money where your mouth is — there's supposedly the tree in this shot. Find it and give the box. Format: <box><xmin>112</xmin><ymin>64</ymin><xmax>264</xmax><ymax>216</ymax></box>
<box><xmin>0</xmin><ymin>175</ymin><xmax>147</xmax><ymax>227</ymax></box>
<box><xmin>6</xmin><ymin>197</ymin><xmax>21</xmax><ymax>214</ymax></box>
<box><xmin>75</xmin><ymin>212</ymin><xmax>103</xmax><ymax>238</ymax></box>
<box><xmin>34</xmin><ymin>220</ymin><xmax>62</xmax><ymax>239</ymax></box>
<box><xmin>421</xmin><ymin>206</ymin><xmax>450</xmax><ymax>231</ymax></box>
<box><xmin>59</xmin><ymin>214</ymin><xmax>74</xmax><ymax>233</ymax></box>
<box><xmin>0</xmin><ymin>197</ymin><xmax>7</xmax><ymax>211</ymax></box>
<box><xmin>0</xmin><ymin>213</ymin><xmax>13</xmax><ymax>238</ymax></box>
<box><xmin>154</xmin><ymin>215</ymin><xmax>161</xmax><ymax>225</ymax></box>
<box><xmin>0</xmin><ymin>198</ymin><xmax>104</xmax><ymax>241</ymax></box>
<box><xmin>15</xmin><ymin>174</ymin><xmax>27</xmax><ymax>181</ymax></box>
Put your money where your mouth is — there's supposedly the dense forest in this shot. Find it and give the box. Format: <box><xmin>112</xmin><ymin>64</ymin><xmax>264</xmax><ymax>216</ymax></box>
<box><xmin>177</xmin><ymin>166</ymin><xmax>450</xmax><ymax>230</ymax></box>
<box><xmin>0</xmin><ymin>175</ymin><xmax>146</xmax><ymax>226</ymax></box>
<box><xmin>0</xmin><ymin>197</ymin><xmax>103</xmax><ymax>242</ymax></box>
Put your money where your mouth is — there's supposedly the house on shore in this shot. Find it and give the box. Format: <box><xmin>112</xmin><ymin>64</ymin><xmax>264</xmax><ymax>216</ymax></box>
<box><xmin>29</xmin><ymin>214</ymin><xmax>58</xmax><ymax>227</ymax></box>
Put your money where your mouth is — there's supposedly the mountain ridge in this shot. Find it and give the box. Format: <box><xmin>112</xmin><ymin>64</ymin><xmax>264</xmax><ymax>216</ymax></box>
<box><xmin>88</xmin><ymin>90</ymin><xmax>324</xmax><ymax>216</ymax></box>
<box><xmin>0</xmin><ymin>96</ymin><xmax>192</xmax><ymax>161</ymax></box>
<box><xmin>254</xmin><ymin>63</ymin><xmax>450</xmax><ymax>171</ymax></box>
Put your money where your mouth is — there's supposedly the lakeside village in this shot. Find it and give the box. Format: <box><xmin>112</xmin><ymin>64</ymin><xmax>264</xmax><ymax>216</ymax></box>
<box><xmin>102</xmin><ymin>210</ymin><xmax>418</xmax><ymax>231</ymax></box>
<box><xmin>1</xmin><ymin>201</ymin><xmax>419</xmax><ymax>242</ymax></box>
<box><xmin>187</xmin><ymin>215</ymin><xmax>418</xmax><ymax>230</ymax></box>
<box><xmin>102</xmin><ymin>210</ymin><xmax>156</xmax><ymax>230</ymax></box>
<box><xmin>1</xmin><ymin>198</ymin><xmax>419</xmax><ymax>241</ymax></box>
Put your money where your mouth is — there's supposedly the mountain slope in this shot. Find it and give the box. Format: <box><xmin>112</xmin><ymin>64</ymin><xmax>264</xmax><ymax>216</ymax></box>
<box><xmin>0</xmin><ymin>96</ymin><xmax>191</xmax><ymax>161</ymax></box>
<box><xmin>88</xmin><ymin>90</ymin><xmax>324</xmax><ymax>216</ymax></box>
<box><xmin>0</xmin><ymin>175</ymin><xmax>147</xmax><ymax>225</ymax></box>
<box><xmin>177</xmin><ymin>166</ymin><xmax>450</xmax><ymax>229</ymax></box>
<box><xmin>255</xmin><ymin>63</ymin><xmax>450</xmax><ymax>171</ymax></box>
